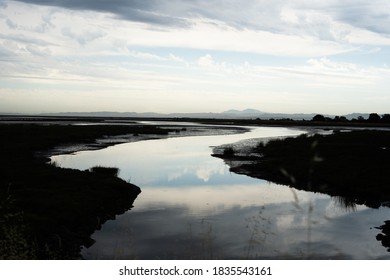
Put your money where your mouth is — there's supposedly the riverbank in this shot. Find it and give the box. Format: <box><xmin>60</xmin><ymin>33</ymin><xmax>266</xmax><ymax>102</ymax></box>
<box><xmin>213</xmin><ymin>129</ymin><xmax>390</xmax><ymax>209</ymax></box>
<box><xmin>0</xmin><ymin>121</ymin><xmax>247</xmax><ymax>259</ymax></box>
<box><xmin>0</xmin><ymin>124</ymin><xmax>151</xmax><ymax>259</ymax></box>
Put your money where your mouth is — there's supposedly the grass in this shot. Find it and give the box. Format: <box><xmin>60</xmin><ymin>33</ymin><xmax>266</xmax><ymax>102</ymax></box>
<box><xmin>90</xmin><ymin>166</ymin><xmax>120</xmax><ymax>177</ymax></box>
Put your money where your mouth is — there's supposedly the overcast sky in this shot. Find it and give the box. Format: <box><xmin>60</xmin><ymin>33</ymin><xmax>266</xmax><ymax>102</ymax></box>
<box><xmin>1</xmin><ymin>0</ymin><xmax>389</xmax><ymax>114</ymax></box>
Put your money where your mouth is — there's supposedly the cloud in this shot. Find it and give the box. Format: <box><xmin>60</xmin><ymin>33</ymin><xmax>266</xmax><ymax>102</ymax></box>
<box><xmin>127</xmin><ymin>50</ymin><xmax>167</xmax><ymax>61</ymax></box>
<box><xmin>12</xmin><ymin>0</ymin><xmax>191</xmax><ymax>27</ymax></box>
<box><xmin>61</xmin><ymin>27</ymin><xmax>106</xmax><ymax>45</ymax></box>
<box><xmin>331</xmin><ymin>0</ymin><xmax>390</xmax><ymax>35</ymax></box>
<box><xmin>6</xmin><ymin>18</ymin><xmax>17</xmax><ymax>29</ymax></box>
<box><xmin>2</xmin><ymin>1</ymin><xmax>390</xmax><ymax>115</ymax></box>
<box><xmin>0</xmin><ymin>33</ymin><xmax>58</xmax><ymax>49</ymax></box>
<box><xmin>25</xmin><ymin>44</ymin><xmax>51</xmax><ymax>57</ymax></box>
<box><xmin>12</xmin><ymin>0</ymin><xmax>390</xmax><ymax>38</ymax></box>
<box><xmin>197</xmin><ymin>54</ymin><xmax>214</xmax><ymax>68</ymax></box>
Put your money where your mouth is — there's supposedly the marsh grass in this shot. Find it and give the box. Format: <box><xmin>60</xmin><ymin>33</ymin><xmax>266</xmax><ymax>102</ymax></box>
<box><xmin>217</xmin><ymin>130</ymin><xmax>390</xmax><ymax>208</ymax></box>
<box><xmin>223</xmin><ymin>147</ymin><xmax>235</xmax><ymax>157</ymax></box>
<box><xmin>0</xmin><ymin>187</ymin><xmax>37</xmax><ymax>259</ymax></box>
<box><xmin>90</xmin><ymin>166</ymin><xmax>119</xmax><ymax>177</ymax></box>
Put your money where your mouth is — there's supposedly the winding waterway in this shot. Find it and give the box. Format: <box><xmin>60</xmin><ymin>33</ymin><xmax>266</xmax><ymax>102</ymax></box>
<box><xmin>51</xmin><ymin>125</ymin><xmax>390</xmax><ymax>259</ymax></box>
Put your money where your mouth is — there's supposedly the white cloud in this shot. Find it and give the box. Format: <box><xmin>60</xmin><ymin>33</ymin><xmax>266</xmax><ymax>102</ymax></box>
<box><xmin>197</xmin><ymin>54</ymin><xmax>214</xmax><ymax>68</ymax></box>
<box><xmin>1</xmin><ymin>1</ymin><xmax>390</xmax><ymax>115</ymax></box>
<box><xmin>127</xmin><ymin>50</ymin><xmax>167</xmax><ymax>61</ymax></box>
<box><xmin>61</xmin><ymin>27</ymin><xmax>106</xmax><ymax>46</ymax></box>
<box><xmin>6</xmin><ymin>18</ymin><xmax>17</xmax><ymax>29</ymax></box>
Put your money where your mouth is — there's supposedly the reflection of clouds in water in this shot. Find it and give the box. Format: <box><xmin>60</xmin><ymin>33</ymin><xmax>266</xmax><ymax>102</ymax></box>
<box><xmin>166</xmin><ymin>164</ymin><xmax>226</xmax><ymax>183</ymax></box>
<box><xmin>270</xmin><ymin>197</ymin><xmax>390</xmax><ymax>259</ymax></box>
<box><xmin>133</xmin><ymin>183</ymin><xmax>313</xmax><ymax>215</ymax></box>
<box><xmin>196</xmin><ymin>164</ymin><xmax>226</xmax><ymax>182</ymax></box>
<box><xmin>83</xmin><ymin>193</ymin><xmax>390</xmax><ymax>259</ymax></box>
<box><xmin>52</xmin><ymin>125</ymin><xmax>390</xmax><ymax>259</ymax></box>
<box><xmin>167</xmin><ymin>167</ymin><xmax>189</xmax><ymax>182</ymax></box>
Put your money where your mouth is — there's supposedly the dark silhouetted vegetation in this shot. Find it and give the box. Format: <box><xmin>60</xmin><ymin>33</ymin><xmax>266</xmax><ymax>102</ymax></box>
<box><xmin>187</xmin><ymin>113</ymin><xmax>390</xmax><ymax>128</ymax></box>
<box><xmin>375</xmin><ymin>221</ymin><xmax>390</xmax><ymax>252</ymax></box>
<box><xmin>223</xmin><ymin>147</ymin><xmax>235</xmax><ymax>157</ymax></box>
<box><xmin>310</xmin><ymin>113</ymin><xmax>390</xmax><ymax>125</ymax></box>
<box><xmin>0</xmin><ymin>123</ymin><xmax>174</xmax><ymax>259</ymax></box>
<box><xmin>90</xmin><ymin>166</ymin><xmax>119</xmax><ymax>177</ymax></box>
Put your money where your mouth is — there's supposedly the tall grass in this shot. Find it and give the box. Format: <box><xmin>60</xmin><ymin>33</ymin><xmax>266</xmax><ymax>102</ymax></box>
<box><xmin>0</xmin><ymin>188</ymin><xmax>36</xmax><ymax>259</ymax></box>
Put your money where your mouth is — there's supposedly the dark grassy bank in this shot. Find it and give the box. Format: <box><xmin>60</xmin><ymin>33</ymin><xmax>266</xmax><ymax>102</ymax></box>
<box><xmin>214</xmin><ymin>130</ymin><xmax>390</xmax><ymax>208</ymax></box>
<box><xmin>0</xmin><ymin>123</ymin><xmax>175</xmax><ymax>259</ymax></box>
<box><xmin>376</xmin><ymin>220</ymin><xmax>390</xmax><ymax>252</ymax></box>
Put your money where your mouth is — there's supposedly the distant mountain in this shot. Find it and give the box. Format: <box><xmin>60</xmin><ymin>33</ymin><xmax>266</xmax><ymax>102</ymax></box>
<box><xmin>38</xmin><ymin>109</ymin><xmax>372</xmax><ymax>120</ymax></box>
<box><xmin>222</xmin><ymin>108</ymin><xmax>267</xmax><ymax>115</ymax></box>
<box><xmin>39</xmin><ymin>109</ymin><xmax>312</xmax><ymax>120</ymax></box>
<box><xmin>345</xmin><ymin>113</ymin><xmax>370</xmax><ymax>120</ymax></box>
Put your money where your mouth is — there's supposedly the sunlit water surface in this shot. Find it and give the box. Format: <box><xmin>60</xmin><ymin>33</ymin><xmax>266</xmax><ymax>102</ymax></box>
<box><xmin>51</xmin><ymin>126</ymin><xmax>390</xmax><ymax>259</ymax></box>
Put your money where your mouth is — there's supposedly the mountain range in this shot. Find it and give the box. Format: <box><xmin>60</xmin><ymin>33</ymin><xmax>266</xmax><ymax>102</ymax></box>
<box><xmin>37</xmin><ymin>109</ymin><xmax>370</xmax><ymax>120</ymax></box>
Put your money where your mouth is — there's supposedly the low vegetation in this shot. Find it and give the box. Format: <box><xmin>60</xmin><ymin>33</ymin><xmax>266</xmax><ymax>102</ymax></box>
<box><xmin>90</xmin><ymin>166</ymin><xmax>120</xmax><ymax>177</ymax></box>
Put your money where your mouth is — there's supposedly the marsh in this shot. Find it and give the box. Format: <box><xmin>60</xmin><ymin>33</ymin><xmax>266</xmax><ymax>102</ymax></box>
<box><xmin>51</xmin><ymin>124</ymin><xmax>390</xmax><ymax>259</ymax></box>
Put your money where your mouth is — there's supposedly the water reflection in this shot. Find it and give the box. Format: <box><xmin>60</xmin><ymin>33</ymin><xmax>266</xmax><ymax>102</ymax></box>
<box><xmin>82</xmin><ymin>188</ymin><xmax>390</xmax><ymax>259</ymax></box>
<box><xmin>51</xmin><ymin>126</ymin><xmax>305</xmax><ymax>187</ymax></box>
<box><xmin>51</xmin><ymin>125</ymin><xmax>390</xmax><ymax>259</ymax></box>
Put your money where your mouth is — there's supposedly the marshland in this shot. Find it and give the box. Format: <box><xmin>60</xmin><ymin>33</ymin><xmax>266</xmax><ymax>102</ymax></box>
<box><xmin>1</xmin><ymin>116</ymin><xmax>390</xmax><ymax>259</ymax></box>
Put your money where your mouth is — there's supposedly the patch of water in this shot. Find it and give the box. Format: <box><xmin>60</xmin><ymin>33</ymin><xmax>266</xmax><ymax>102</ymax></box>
<box><xmin>51</xmin><ymin>125</ymin><xmax>390</xmax><ymax>259</ymax></box>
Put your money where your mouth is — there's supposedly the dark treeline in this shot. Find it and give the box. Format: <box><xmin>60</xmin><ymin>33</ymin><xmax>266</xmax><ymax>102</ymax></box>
<box><xmin>180</xmin><ymin>113</ymin><xmax>390</xmax><ymax>128</ymax></box>
<box><xmin>312</xmin><ymin>113</ymin><xmax>390</xmax><ymax>124</ymax></box>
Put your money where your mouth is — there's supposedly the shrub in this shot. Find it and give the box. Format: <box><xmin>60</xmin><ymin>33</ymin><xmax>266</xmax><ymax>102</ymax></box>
<box><xmin>223</xmin><ymin>147</ymin><xmax>235</xmax><ymax>157</ymax></box>
<box><xmin>90</xmin><ymin>166</ymin><xmax>119</xmax><ymax>177</ymax></box>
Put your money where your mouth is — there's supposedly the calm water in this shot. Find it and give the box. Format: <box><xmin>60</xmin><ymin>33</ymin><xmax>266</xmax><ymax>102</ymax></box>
<box><xmin>51</xmin><ymin>125</ymin><xmax>390</xmax><ymax>259</ymax></box>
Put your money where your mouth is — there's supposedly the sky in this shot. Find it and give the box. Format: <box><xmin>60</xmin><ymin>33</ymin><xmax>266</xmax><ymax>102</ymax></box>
<box><xmin>0</xmin><ymin>0</ymin><xmax>390</xmax><ymax>115</ymax></box>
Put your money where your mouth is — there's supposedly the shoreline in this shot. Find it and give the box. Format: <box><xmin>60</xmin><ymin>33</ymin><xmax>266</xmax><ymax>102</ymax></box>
<box><xmin>44</xmin><ymin>123</ymin><xmax>249</xmax><ymax>158</ymax></box>
<box><xmin>0</xmin><ymin>123</ymin><xmax>147</xmax><ymax>259</ymax></box>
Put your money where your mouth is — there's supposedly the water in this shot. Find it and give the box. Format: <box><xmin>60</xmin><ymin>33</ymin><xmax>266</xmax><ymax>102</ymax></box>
<box><xmin>51</xmin><ymin>125</ymin><xmax>390</xmax><ymax>259</ymax></box>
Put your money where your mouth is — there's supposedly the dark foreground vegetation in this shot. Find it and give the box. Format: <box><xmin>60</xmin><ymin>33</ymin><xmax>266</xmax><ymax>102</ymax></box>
<box><xmin>215</xmin><ymin>130</ymin><xmax>390</xmax><ymax>209</ymax></box>
<box><xmin>376</xmin><ymin>220</ymin><xmax>390</xmax><ymax>252</ymax></box>
<box><xmin>0</xmin><ymin>124</ymin><xmax>177</xmax><ymax>259</ymax></box>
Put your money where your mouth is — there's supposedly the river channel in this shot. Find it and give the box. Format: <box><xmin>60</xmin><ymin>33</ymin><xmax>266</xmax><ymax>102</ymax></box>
<box><xmin>51</xmin><ymin>124</ymin><xmax>390</xmax><ymax>259</ymax></box>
